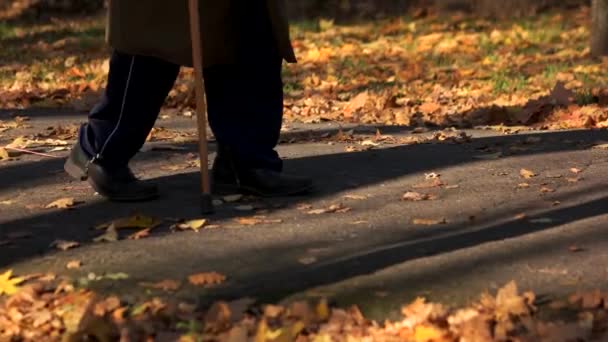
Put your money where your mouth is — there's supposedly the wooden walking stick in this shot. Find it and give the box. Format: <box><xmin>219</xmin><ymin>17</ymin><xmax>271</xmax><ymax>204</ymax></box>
<box><xmin>188</xmin><ymin>0</ymin><xmax>214</xmax><ymax>213</ymax></box>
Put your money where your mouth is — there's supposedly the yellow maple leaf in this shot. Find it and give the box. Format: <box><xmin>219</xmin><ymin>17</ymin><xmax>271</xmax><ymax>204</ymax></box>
<box><xmin>414</xmin><ymin>324</ymin><xmax>444</xmax><ymax>342</ymax></box>
<box><xmin>0</xmin><ymin>269</ymin><xmax>24</xmax><ymax>296</ymax></box>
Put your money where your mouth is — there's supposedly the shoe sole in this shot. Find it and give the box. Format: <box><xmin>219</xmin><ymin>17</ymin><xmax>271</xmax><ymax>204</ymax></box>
<box><xmin>64</xmin><ymin>158</ymin><xmax>159</xmax><ymax>202</ymax></box>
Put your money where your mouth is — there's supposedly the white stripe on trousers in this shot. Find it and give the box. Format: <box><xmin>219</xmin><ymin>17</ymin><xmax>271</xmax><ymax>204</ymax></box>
<box><xmin>97</xmin><ymin>55</ymin><xmax>136</xmax><ymax>158</ymax></box>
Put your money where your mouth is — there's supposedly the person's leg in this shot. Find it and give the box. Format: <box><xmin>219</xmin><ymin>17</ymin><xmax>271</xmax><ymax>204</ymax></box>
<box><xmin>206</xmin><ymin>0</ymin><xmax>312</xmax><ymax>196</ymax></box>
<box><xmin>65</xmin><ymin>50</ymin><xmax>180</xmax><ymax>201</ymax></box>
<box><xmin>80</xmin><ymin>50</ymin><xmax>180</xmax><ymax>167</ymax></box>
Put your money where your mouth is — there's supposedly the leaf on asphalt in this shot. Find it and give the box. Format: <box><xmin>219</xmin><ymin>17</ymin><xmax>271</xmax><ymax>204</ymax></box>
<box><xmin>95</xmin><ymin>214</ymin><xmax>161</xmax><ymax>230</ymax></box>
<box><xmin>0</xmin><ymin>147</ymin><xmax>9</xmax><ymax>160</ymax></box>
<box><xmin>93</xmin><ymin>226</ymin><xmax>118</xmax><ymax>243</ymax></box>
<box><xmin>425</xmin><ymin>172</ymin><xmax>441</xmax><ymax>180</ymax></box>
<box><xmin>592</xmin><ymin>143</ymin><xmax>608</xmax><ymax>150</ymax></box>
<box><xmin>298</xmin><ymin>256</ymin><xmax>318</xmax><ymax>265</ymax></box>
<box><xmin>515</xmin><ymin>213</ymin><xmax>527</xmax><ymax>220</ymax></box>
<box><xmin>307</xmin><ymin>203</ymin><xmax>351</xmax><ymax>215</ymax></box>
<box><xmin>568</xmin><ymin>245</ymin><xmax>585</xmax><ymax>253</ymax></box>
<box><xmin>188</xmin><ymin>272</ymin><xmax>226</xmax><ymax>287</ymax></box>
<box><xmin>127</xmin><ymin>228</ymin><xmax>151</xmax><ymax>240</ymax></box>
<box><xmin>566</xmin><ymin>177</ymin><xmax>582</xmax><ymax>183</ymax></box>
<box><xmin>570</xmin><ymin>167</ymin><xmax>583</xmax><ymax>174</ymax></box>
<box><xmin>413</xmin><ymin>178</ymin><xmax>445</xmax><ymax>189</ymax></box>
<box><xmin>402</xmin><ymin>191</ymin><xmax>436</xmax><ymax>201</ymax></box>
<box><xmin>172</xmin><ymin>219</ymin><xmax>207</xmax><ymax>232</ymax></box>
<box><xmin>517</xmin><ymin>183</ymin><xmax>530</xmax><ymax>189</ymax></box>
<box><xmin>0</xmin><ymin>269</ymin><xmax>24</xmax><ymax>296</ymax></box>
<box><xmin>413</xmin><ymin>218</ymin><xmax>447</xmax><ymax>225</ymax></box>
<box><xmin>140</xmin><ymin>279</ymin><xmax>181</xmax><ymax>292</ymax></box>
<box><xmin>343</xmin><ymin>194</ymin><xmax>368</xmax><ymax>200</ymax></box>
<box><xmin>0</xmin><ymin>199</ymin><xmax>14</xmax><ymax>205</ymax></box>
<box><xmin>66</xmin><ymin>260</ymin><xmax>82</xmax><ymax>269</ymax></box>
<box><xmin>520</xmin><ymin>169</ymin><xmax>537</xmax><ymax>179</ymax></box>
<box><xmin>223</xmin><ymin>194</ymin><xmax>244</xmax><ymax>203</ymax></box>
<box><xmin>540</xmin><ymin>187</ymin><xmax>555</xmax><ymax>193</ymax></box>
<box><xmin>51</xmin><ymin>239</ymin><xmax>80</xmax><ymax>251</ymax></box>
<box><xmin>296</xmin><ymin>203</ymin><xmax>313</xmax><ymax>211</ymax></box>
<box><xmin>236</xmin><ymin>216</ymin><xmax>282</xmax><ymax>226</ymax></box>
<box><xmin>45</xmin><ymin>197</ymin><xmax>80</xmax><ymax>209</ymax></box>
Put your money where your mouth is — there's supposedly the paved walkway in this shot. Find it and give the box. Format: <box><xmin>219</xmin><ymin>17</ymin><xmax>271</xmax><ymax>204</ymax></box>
<box><xmin>1</xmin><ymin>108</ymin><xmax>607</xmax><ymax>319</ymax></box>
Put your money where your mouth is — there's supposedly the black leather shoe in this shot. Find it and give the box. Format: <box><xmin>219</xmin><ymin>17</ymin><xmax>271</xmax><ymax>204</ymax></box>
<box><xmin>212</xmin><ymin>154</ymin><xmax>313</xmax><ymax>197</ymax></box>
<box><xmin>64</xmin><ymin>143</ymin><xmax>159</xmax><ymax>202</ymax></box>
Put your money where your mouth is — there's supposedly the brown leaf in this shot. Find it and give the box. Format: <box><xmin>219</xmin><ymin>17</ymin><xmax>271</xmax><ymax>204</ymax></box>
<box><xmin>172</xmin><ymin>219</ymin><xmax>207</xmax><ymax>232</ymax></box>
<box><xmin>128</xmin><ymin>228</ymin><xmax>151</xmax><ymax>240</ymax></box>
<box><xmin>402</xmin><ymin>191</ymin><xmax>435</xmax><ymax>201</ymax></box>
<box><xmin>413</xmin><ymin>218</ymin><xmax>447</xmax><ymax>225</ymax></box>
<box><xmin>51</xmin><ymin>239</ymin><xmax>80</xmax><ymax>251</ymax></box>
<box><xmin>568</xmin><ymin>245</ymin><xmax>585</xmax><ymax>253</ymax></box>
<box><xmin>0</xmin><ymin>147</ymin><xmax>10</xmax><ymax>160</ymax></box>
<box><xmin>236</xmin><ymin>216</ymin><xmax>282</xmax><ymax>226</ymax></box>
<box><xmin>570</xmin><ymin>168</ymin><xmax>583</xmax><ymax>174</ymax></box>
<box><xmin>419</xmin><ymin>102</ymin><xmax>442</xmax><ymax>115</ymax></box>
<box><xmin>45</xmin><ymin>197</ymin><xmax>80</xmax><ymax>209</ymax></box>
<box><xmin>307</xmin><ymin>203</ymin><xmax>350</xmax><ymax>215</ymax></box>
<box><xmin>188</xmin><ymin>272</ymin><xmax>227</xmax><ymax>287</ymax></box>
<box><xmin>540</xmin><ymin>187</ymin><xmax>555</xmax><ymax>193</ymax></box>
<box><xmin>343</xmin><ymin>91</ymin><xmax>369</xmax><ymax>118</ymax></box>
<box><xmin>343</xmin><ymin>194</ymin><xmax>368</xmax><ymax>200</ymax></box>
<box><xmin>66</xmin><ymin>260</ymin><xmax>82</xmax><ymax>269</ymax></box>
<box><xmin>520</xmin><ymin>169</ymin><xmax>537</xmax><ymax>179</ymax></box>
<box><xmin>93</xmin><ymin>226</ymin><xmax>118</xmax><ymax>243</ymax></box>
<box><xmin>140</xmin><ymin>279</ymin><xmax>181</xmax><ymax>292</ymax></box>
<box><xmin>517</xmin><ymin>183</ymin><xmax>530</xmax><ymax>189</ymax></box>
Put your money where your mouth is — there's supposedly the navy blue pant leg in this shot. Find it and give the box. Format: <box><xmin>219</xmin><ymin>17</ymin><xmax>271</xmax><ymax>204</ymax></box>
<box><xmin>79</xmin><ymin>50</ymin><xmax>180</xmax><ymax>168</ymax></box>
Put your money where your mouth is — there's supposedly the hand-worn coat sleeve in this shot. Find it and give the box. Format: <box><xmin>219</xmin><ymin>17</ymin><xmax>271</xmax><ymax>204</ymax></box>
<box><xmin>105</xmin><ymin>0</ymin><xmax>297</xmax><ymax>67</ymax></box>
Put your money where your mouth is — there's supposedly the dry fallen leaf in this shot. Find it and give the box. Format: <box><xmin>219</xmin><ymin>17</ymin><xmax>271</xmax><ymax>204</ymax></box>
<box><xmin>307</xmin><ymin>203</ymin><xmax>351</xmax><ymax>214</ymax></box>
<box><xmin>413</xmin><ymin>218</ymin><xmax>447</xmax><ymax>225</ymax></box>
<box><xmin>520</xmin><ymin>169</ymin><xmax>537</xmax><ymax>179</ymax></box>
<box><xmin>93</xmin><ymin>226</ymin><xmax>118</xmax><ymax>243</ymax></box>
<box><xmin>188</xmin><ymin>272</ymin><xmax>227</xmax><ymax>287</ymax></box>
<box><xmin>0</xmin><ymin>147</ymin><xmax>10</xmax><ymax>160</ymax></box>
<box><xmin>540</xmin><ymin>187</ymin><xmax>555</xmax><ymax>193</ymax></box>
<box><xmin>236</xmin><ymin>216</ymin><xmax>282</xmax><ymax>226</ymax></box>
<box><xmin>592</xmin><ymin>143</ymin><xmax>608</xmax><ymax>150</ymax></box>
<box><xmin>128</xmin><ymin>228</ymin><xmax>151</xmax><ymax>240</ymax></box>
<box><xmin>343</xmin><ymin>194</ymin><xmax>368</xmax><ymax>200</ymax></box>
<box><xmin>96</xmin><ymin>214</ymin><xmax>161</xmax><ymax>230</ymax></box>
<box><xmin>45</xmin><ymin>197</ymin><xmax>80</xmax><ymax>209</ymax></box>
<box><xmin>173</xmin><ymin>219</ymin><xmax>207</xmax><ymax>232</ymax></box>
<box><xmin>66</xmin><ymin>260</ymin><xmax>82</xmax><ymax>269</ymax></box>
<box><xmin>568</xmin><ymin>245</ymin><xmax>585</xmax><ymax>253</ymax></box>
<box><xmin>570</xmin><ymin>167</ymin><xmax>583</xmax><ymax>174</ymax></box>
<box><xmin>140</xmin><ymin>279</ymin><xmax>181</xmax><ymax>292</ymax></box>
<box><xmin>425</xmin><ymin>172</ymin><xmax>441</xmax><ymax>180</ymax></box>
<box><xmin>517</xmin><ymin>183</ymin><xmax>530</xmax><ymax>189</ymax></box>
<box><xmin>51</xmin><ymin>239</ymin><xmax>80</xmax><ymax>251</ymax></box>
<box><xmin>402</xmin><ymin>191</ymin><xmax>435</xmax><ymax>201</ymax></box>
<box><xmin>0</xmin><ymin>269</ymin><xmax>24</xmax><ymax>295</ymax></box>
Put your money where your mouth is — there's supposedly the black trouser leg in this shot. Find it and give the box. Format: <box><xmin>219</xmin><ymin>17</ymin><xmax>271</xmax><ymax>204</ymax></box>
<box><xmin>205</xmin><ymin>0</ymin><xmax>285</xmax><ymax>171</ymax></box>
<box><xmin>79</xmin><ymin>50</ymin><xmax>180</xmax><ymax>168</ymax></box>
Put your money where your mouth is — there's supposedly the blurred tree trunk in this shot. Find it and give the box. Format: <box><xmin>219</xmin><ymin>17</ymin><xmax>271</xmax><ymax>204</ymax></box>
<box><xmin>592</xmin><ymin>0</ymin><xmax>608</xmax><ymax>57</ymax></box>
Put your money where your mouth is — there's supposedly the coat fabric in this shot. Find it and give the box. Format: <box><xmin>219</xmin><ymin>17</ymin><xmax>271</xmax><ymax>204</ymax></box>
<box><xmin>105</xmin><ymin>0</ymin><xmax>297</xmax><ymax>67</ymax></box>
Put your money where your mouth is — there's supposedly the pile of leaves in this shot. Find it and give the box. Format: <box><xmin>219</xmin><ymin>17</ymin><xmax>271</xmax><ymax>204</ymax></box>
<box><xmin>3</xmin><ymin>6</ymin><xmax>608</xmax><ymax>131</ymax></box>
<box><xmin>1</xmin><ymin>269</ymin><xmax>608</xmax><ymax>341</ymax></box>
